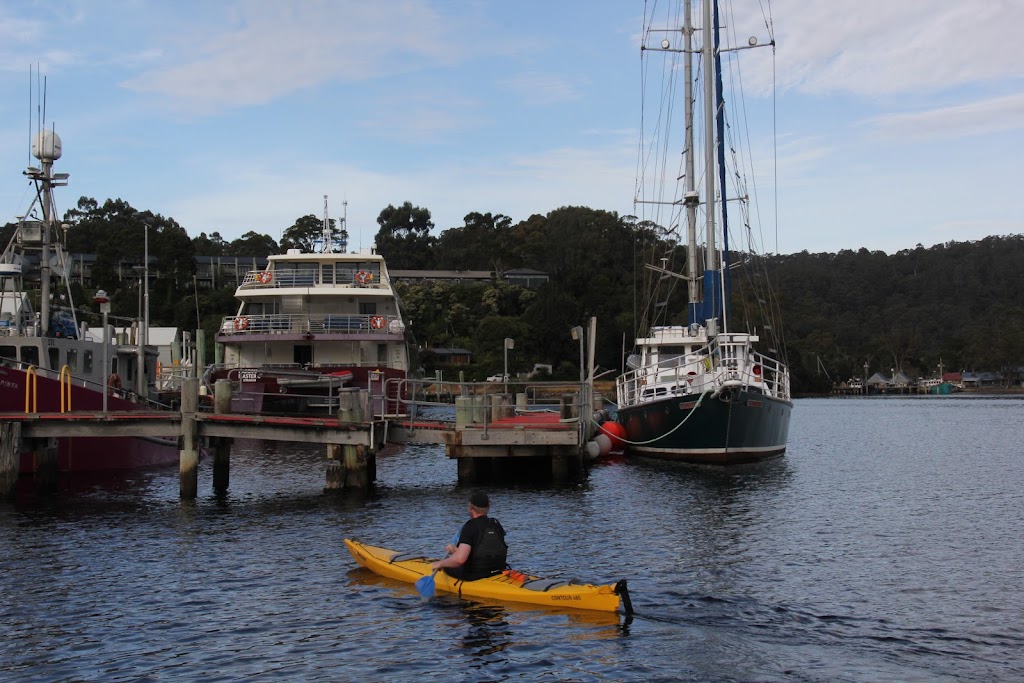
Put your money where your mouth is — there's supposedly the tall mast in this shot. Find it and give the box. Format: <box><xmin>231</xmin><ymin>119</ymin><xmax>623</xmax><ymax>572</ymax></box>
<box><xmin>683</xmin><ymin>1</ymin><xmax>701</xmax><ymax>323</ymax></box>
<box><xmin>701</xmin><ymin>0</ymin><xmax>716</xmax><ymax>275</ymax></box>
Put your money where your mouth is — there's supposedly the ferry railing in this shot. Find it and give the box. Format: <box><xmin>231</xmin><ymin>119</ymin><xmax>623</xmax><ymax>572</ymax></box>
<box><xmin>238</xmin><ymin>267</ymin><xmax>386</xmax><ymax>290</ymax></box>
<box><xmin>218</xmin><ymin>312</ymin><xmax>402</xmax><ymax>336</ymax></box>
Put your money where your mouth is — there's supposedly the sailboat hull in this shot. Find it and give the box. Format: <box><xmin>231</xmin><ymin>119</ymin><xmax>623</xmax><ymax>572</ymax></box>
<box><xmin>617</xmin><ymin>389</ymin><xmax>792</xmax><ymax>465</ymax></box>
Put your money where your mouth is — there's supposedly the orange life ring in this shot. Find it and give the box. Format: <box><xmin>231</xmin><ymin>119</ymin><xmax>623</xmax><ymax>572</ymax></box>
<box><xmin>355</xmin><ymin>270</ymin><xmax>373</xmax><ymax>285</ymax></box>
<box><xmin>370</xmin><ymin>315</ymin><xmax>386</xmax><ymax>330</ymax></box>
<box><xmin>108</xmin><ymin>373</ymin><xmax>122</xmax><ymax>391</ymax></box>
<box><xmin>256</xmin><ymin>271</ymin><xmax>273</xmax><ymax>284</ymax></box>
<box><xmin>233</xmin><ymin>316</ymin><xmax>250</xmax><ymax>331</ymax></box>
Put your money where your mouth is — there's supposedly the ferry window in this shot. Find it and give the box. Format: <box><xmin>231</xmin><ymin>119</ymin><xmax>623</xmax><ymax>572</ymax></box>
<box><xmin>0</xmin><ymin>345</ymin><xmax>16</xmax><ymax>367</ymax></box>
<box><xmin>84</xmin><ymin>350</ymin><xmax>93</xmax><ymax>374</ymax></box>
<box><xmin>21</xmin><ymin>346</ymin><xmax>39</xmax><ymax>368</ymax></box>
<box><xmin>377</xmin><ymin>344</ymin><xmax>387</xmax><ymax>365</ymax></box>
<box><xmin>359</xmin><ymin>302</ymin><xmax>377</xmax><ymax>315</ymax></box>
<box><xmin>337</xmin><ymin>264</ymin><xmax>356</xmax><ymax>284</ymax></box>
<box><xmin>125</xmin><ymin>359</ymin><xmax>134</xmax><ymax>383</ymax></box>
<box><xmin>321</xmin><ymin>263</ymin><xmax>334</xmax><ymax>285</ymax></box>
<box><xmin>48</xmin><ymin>347</ymin><xmax>59</xmax><ymax>371</ymax></box>
<box><xmin>111</xmin><ymin>358</ymin><xmax>118</xmax><ymax>376</ymax></box>
<box><xmin>67</xmin><ymin>348</ymin><xmax>78</xmax><ymax>372</ymax></box>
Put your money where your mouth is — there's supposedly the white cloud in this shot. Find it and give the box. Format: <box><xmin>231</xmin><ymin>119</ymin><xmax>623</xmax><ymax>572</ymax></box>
<box><xmin>864</xmin><ymin>93</ymin><xmax>1024</xmax><ymax>140</ymax></box>
<box><xmin>120</xmin><ymin>1</ymin><xmax>462</xmax><ymax>112</ymax></box>
<box><xmin>728</xmin><ymin>0</ymin><xmax>1024</xmax><ymax>97</ymax></box>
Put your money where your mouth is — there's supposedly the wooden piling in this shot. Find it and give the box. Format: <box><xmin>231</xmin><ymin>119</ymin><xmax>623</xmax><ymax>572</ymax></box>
<box><xmin>327</xmin><ymin>389</ymin><xmax>370</xmax><ymax>492</ymax></box>
<box><xmin>325</xmin><ymin>443</ymin><xmax>344</xmax><ymax>491</ymax></box>
<box><xmin>212</xmin><ymin>437</ymin><xmax>231</xmax><ymax>492</ymax></box>
<box><xmin>180</xmin><ymin>378</ymin><xmax>199</xmax><ymax>500</ymax></box>
<box><xmin>0</xmin><ymin>422</ymin><xmax>20</xmax><ymax>498</ymax></box>
<box><xmin>33</xmin><ymin>439</ymin><xmax>57</xmax><ymax>489</ymax></box>
<box><xmin>213</xmin><ymin>379</ymin><xmax>232</xmax><ymax>414</ymax></box>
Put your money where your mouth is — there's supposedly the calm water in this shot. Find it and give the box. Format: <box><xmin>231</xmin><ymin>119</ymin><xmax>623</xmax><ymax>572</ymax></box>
<box><xmin>2</xmin><ymin>396</ymin><xmax>1022</xmax><ymax>682</ymax></box>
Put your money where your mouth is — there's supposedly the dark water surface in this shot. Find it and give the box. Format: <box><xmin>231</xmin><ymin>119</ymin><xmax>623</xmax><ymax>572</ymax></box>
<box><xmin>2</xmin><ymin>396</ymin><xmax>1022</xmax><ymax>681</ymax></box>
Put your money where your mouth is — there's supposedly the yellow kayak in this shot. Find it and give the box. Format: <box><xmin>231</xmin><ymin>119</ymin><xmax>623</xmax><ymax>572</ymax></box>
<box><xmin>344</xmin><ymin>539</ymin><xmax>632</xmax><ymax>614</ymax></box>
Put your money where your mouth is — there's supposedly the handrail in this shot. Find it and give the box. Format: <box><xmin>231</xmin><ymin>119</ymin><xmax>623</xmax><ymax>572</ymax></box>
<box><xmin>24</xmin><ymin>365</ymin><xmax>37</xmax><ymax>413</ymax></box>
<box><xmin>60</xmin><ymin>365</ymin><xmax>72</xmax><ymax>413</ymax></box>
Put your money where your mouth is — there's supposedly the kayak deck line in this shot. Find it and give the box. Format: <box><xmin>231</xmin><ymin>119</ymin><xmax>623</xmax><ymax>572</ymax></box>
<box><xmin>345</xmin><ymin>538</ymin><xmax>633</xmax><ymax>615</ymax></box>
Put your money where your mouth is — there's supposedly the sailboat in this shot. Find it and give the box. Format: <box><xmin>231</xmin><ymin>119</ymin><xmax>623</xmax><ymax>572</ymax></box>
<box><xmin>614</xmin><ymin>0</ymin><xmax>792</xmax><ymax>464</ymax></box>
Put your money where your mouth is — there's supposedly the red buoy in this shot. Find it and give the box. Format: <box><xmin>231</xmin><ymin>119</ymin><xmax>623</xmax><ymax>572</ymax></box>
<box><xmin>600</xmin><ymin>421</ymin><xmax>627</xmax><ymax>450</ymax></box>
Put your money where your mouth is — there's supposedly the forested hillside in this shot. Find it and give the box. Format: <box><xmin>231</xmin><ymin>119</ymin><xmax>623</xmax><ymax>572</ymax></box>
<box><xmin>5</xmin><ymin>196</ymin><xmax>1022</xmax><ymax>394</ymax></box>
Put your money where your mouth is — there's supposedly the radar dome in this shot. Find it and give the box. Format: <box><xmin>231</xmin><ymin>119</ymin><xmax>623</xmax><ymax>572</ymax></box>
<box><xmin>32</xmin><ymin>130</ymin><xmax>62</xmax><ymax>161</ymax></box>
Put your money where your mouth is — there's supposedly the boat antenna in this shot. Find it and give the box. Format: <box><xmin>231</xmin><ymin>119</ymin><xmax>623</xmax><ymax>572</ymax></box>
<box><xmin>321</xmin><ymin>194</ymin><xmax>330</xmax><ymax>253</ymax></box>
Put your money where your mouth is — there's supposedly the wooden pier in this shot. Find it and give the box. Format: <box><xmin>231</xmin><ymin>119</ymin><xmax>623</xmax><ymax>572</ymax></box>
<box><xmin>1</xmin><ymin>377</ymin><xmax>600</xmax><ymax>499</ymax></box>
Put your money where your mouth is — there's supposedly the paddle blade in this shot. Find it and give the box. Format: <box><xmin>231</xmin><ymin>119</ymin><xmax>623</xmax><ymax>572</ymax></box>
<box><xmin>415</xmin><ymin>572</ymin><xmax>437</xmax><ymax>598</ymax></box>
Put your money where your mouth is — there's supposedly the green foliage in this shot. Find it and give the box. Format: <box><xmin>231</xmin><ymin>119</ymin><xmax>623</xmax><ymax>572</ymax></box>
<box><xmin>281</xmin><ymin>214</ymin><xmax>345</xmax><ymax>253</ymax></box>
<box><xmin>51</xmin><ymin>194</ymin><xmax>1024</xmax><ymax>392</ymax></box>
<box><xmin>374</xmin><ymin>202</ymin><xmax>435</xmax><ymax>269</ymax></box>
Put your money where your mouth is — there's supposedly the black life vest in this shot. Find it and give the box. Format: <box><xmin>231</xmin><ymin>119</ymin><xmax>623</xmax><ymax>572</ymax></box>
<box><xmin>465</xmin><ymin>517</ymin><xmax>508</xmax><ymax>579</ymax></box>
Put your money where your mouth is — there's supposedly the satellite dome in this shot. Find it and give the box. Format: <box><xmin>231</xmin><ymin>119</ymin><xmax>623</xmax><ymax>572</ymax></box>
<box><xmin>32</xmin><ymin>130</ymin><xmax>62</xmax><ymax>162</ymax></box>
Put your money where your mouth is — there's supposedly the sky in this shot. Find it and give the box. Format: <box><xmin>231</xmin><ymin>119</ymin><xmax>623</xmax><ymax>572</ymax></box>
<box><xmin>0</xmin><ymin>0</ymin><xmax>1022</xmax><ymax>256</ymax></box>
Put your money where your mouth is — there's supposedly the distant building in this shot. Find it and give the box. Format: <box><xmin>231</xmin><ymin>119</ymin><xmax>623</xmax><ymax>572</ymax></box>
<box><xmin>426</xmin><ymin>348</ymin><xmax>473</xmax><ymax>365</ymax></box>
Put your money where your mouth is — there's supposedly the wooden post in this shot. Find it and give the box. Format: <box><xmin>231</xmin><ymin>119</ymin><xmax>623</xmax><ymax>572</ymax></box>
<box><xmin>325</xmin><ymin>443</ymin><xmax>343</xmax><ymax>491</ymax></box>
<box><xmin>329</xmin><ymin>389</ymin><xmax>368</xmax><ymax>492</ymax></box>
<box><xmin>0</xmin><ymin>422</ymin><xmax>20</xmax><ymax>498</ymax></box>
<box><xmin>551</xmin><ymin>452</ymin><xmax>569</xmax><ymax>484</ymax></box>
<box><xmin>213</xmin><ymin>379</ymin><xmax>232</xmax><ymax>414</ymax></box>
<box><xmin>180</xmin><ymin>378</ymin><xmax>199</xmax><ymax>500</ymax></box>
<box><xmin>33</xmin><ymin>439</ymin><xmax>57</xmax><ymax>489</ymax></box>
<box><xmin>212</xmin><ymin>437</ymin><xmax>231</xmax><ymax>492</ymax></box>
<box><xmin>457</xmin><ymin>456</ymin><xmax>477</xmax><ymax>485</ymax></box>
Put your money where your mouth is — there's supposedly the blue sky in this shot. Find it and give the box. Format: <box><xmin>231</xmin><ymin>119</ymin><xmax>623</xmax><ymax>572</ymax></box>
<box><xmin>1</xmin><ymin>0</ymin><xmax>1022</xmax><ymax>256</ymax></box>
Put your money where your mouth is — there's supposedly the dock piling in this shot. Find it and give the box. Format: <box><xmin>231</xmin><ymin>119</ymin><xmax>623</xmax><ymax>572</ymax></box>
<box><xmin>180</xmin><ymin>378</ymin><xmax>199</xmax><ymax>500</ymax></box>
<box><xmin>0</xmin><ymin>422</ymin><xmax>20</xmax><ymax>498</ymax></box>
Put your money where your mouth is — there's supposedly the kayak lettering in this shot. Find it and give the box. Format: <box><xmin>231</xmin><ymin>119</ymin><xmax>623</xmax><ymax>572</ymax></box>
<box><xmin>550</xmin><ymin>595</ymin><xmax>582</xmax><ymax>601</ymax></box>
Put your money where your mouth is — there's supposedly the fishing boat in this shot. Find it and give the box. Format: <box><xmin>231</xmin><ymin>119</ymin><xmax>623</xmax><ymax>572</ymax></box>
<box><xmin>209</xmin><ymin>201</ymin><xmax>410</xmax><ymax>416</ymax></box>
<box><xmin>614</xmin><ymin>0</ymin><xmax>792</xmax><ymax>464</ymax></box>
<box><xmin>344</xmin><ymin>539</ymin><xmax>632</xmax><ymax>614</ymax></box>
<box><xmin>0</xmin><ymin>127</ymin><xmax>178</xmax><ymax>473</ymax></box>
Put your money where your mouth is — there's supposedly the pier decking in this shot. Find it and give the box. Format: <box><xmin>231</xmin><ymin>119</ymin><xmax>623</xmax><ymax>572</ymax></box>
<box><xmin>1</xmin><ymin>378</ymin><xmax>599</xmax><ymax>499</ymax></box>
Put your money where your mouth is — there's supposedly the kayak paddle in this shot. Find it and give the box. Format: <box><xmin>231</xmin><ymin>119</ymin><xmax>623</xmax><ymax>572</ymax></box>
<box><xmin>415</xmin><ymin>533</ymin><xmax>459</xmax><ymax>599</ymax></box>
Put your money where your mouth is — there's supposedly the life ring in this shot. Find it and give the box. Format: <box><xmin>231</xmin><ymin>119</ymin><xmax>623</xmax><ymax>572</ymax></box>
<box><xmin>256</xmin><ymin>271</ymin><xmax>273</xmax><ymax>284</ymax></box>
<box><xmin>370</xmin><ymin>315</ymin><xmax>386</xmax><ymax>330</ymax></box>
<box><xmin>233</xmin><ymin>317</ymin><xmax>250</xmax><ymax>331</ymax></box>
<box><xmin>107</xmin><ymin>373</ymin><xmax>122</xmax><ymax>391</ymax></box>
<box><xmin>355</xmin><ymin>270</ymin><xmax>373</xmax><ymax>285</ymax></box>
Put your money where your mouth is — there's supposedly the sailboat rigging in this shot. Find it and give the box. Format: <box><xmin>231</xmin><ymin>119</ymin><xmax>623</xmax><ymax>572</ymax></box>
<box><xmin>614</xmin><ymin>0</ymin><xmax>792</xmax><ymax>464</ymax></box>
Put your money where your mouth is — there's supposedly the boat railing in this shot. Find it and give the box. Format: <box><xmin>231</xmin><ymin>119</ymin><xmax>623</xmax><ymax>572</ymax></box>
<box><xmin>238</xmin><ymin>267</ymin><xmax>387</xmax><ymax>290</ymax></box>
<box><xmin>616</xmin><ymin>336</ymin><xmax>791</xmax><ymax>406</ymax></box>
<box><xmin>218</xmin><ymin>312</ymin><xmax>403</xmax><ymax>336</ymax></box>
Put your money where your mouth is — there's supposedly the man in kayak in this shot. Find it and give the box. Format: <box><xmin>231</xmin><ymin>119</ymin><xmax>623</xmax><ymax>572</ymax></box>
<box><xmin>431</xmin><ymin>492</ymin><xmax>508</xmax><ymax>581</ymax></box>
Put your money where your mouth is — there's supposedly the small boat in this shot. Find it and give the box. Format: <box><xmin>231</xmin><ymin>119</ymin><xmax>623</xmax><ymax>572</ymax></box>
<box><xmin>344</xmin><ymin>539</ymin><xmax>632</xmax><ymax>615</ymax></box>
<box><xmin>208</xmin><ymin>198</ymin><xmax>410</xmax><ymax>416</ymax></box>
<box><xmin>614</xmin><ymin>0</ymin><xmax>792</xmax><ymax>464</ymax></box>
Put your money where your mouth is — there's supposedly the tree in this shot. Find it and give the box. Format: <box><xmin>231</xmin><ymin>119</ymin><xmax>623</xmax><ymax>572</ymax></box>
<box><xmin>229</xmin><ymin>231</ymin><xmax>279</xmax><ymax>257</ymax></box>
<box><xmin>193</xmin><ymin>231</ymin><xmax>228</xmax><ymax>256</ymax></box>
<box><xmin>374</xmin><ymin>202</ymin><xmax>435</xmax><ymax>269</ymax></box>
<box><xmin>281</xmin><ymin>214</ymin><xmax>345</xmax><ymax>253</ymax></box>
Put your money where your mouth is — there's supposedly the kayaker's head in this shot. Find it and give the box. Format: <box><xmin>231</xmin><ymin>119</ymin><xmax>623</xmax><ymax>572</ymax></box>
<box><xmin>468</xmin><ymin>492</ymin><xmax>490</xmax><ymax>517</ymax></box>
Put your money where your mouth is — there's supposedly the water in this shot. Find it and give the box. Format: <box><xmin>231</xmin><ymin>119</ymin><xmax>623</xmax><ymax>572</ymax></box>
<box><xmin>2</xmin><ymin>396</ymin><xmax>1022</xmax><ymax>682</ymax></box>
